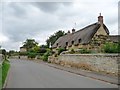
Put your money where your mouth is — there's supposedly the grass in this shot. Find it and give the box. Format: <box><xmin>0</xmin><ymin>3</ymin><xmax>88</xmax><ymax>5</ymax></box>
<box><xmin>0</xmin><ymin>60</ymin><xmax>10</xmax><ymax>89</ymax></box>
<box><xmin>0</xmin><ymin>64</ymin><xmax>2</xmax><ymax>89</ymax></box>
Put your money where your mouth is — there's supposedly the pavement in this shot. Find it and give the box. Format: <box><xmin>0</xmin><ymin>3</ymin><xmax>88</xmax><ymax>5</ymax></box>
<box><xmin>6</xmin><ymin>59</ymin><xmax>118</xmax><ymax>88</ymax></box>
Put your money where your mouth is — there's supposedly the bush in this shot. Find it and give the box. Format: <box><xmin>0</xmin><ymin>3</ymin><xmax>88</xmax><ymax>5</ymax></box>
<box><xmin>38</xmin><ymin>48</ymin><xmax>47</xmax><ymax>53</ymax></box>
<box><xmin>79</xmin><ymin>48</ymin><xmax>91</xmax><ymax>54</ymax></box>
<box><xmin>19</xmin><ymin>52</ymin><xmax>28</xmax><ymax>56</ymax></box>
<box><xmin>103</xmin><ymin>42</ymin><xmax>120</xmax><ymax>53</ymax></box>
<box><xmin>70</xmin><ymin>49</ymin><xmax>75</xmax><ymax>54</ymax></box>
<box><xmin>57</xmin><ymin>48</ymin><xmax>66</xmax><ymax>55</ymax></box>
<box><xmin>27</xmin><ymin>52</ymin><xmax>37</xmax><ymax>59</ymax></box>
<box><xmin>42</xmin><ymin>50</ymin><xmax>51</xmax><ymax>62</ymax></box>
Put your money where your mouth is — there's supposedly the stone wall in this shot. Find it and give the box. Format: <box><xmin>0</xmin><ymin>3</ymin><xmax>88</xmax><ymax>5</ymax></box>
<box><xmin>48</xmin><ymin>54</ymin><xmax>119</xmax><ymax>76</ymax></box>
<box><xmin>9</xmin><ymin>56</ymin><xmax>28</xmax><ymax>59</ymax></box>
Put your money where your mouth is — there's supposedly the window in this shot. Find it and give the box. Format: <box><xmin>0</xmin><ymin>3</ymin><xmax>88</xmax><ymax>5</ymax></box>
<box><xmin>78</xmin><ymin>39</ymin><xmax>81</xmax><ymax>43</ymax></box>
<box><xmin>56</xmin><ymin>43</ymin><xmax>58</xmax><ymax>46</ymax></box>
<box><xmin>71</xmin><ymin>41</ymin><xmax>74</xmax><ymax>45</ymax></box>
<box><xmin>66</xmin><ymin>42</ymin><xmax>68</xmax><ymax>46</ymax></box>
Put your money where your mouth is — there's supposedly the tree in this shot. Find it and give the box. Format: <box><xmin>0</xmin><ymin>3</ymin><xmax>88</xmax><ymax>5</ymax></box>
<box><xmin>2</xmin><ymin>49</ymin><xmax>6</xmax><ymax>59</ymax></box>
<box><xmin>2</xmin><ymin>49</ymin><xmax>6</xmax><ymax>56</ymax></box>
<box><xmin>8</xmin><ymin>50</ymin><xmax>17</xmax><ymax>56</ymax></box>
<box><xmin>23</xmin><ymin>39</ymin><xmax>38</xmax><ymax>51</ymax></box>
<box><xmin>46</xmin><ymin>30</ymin><xmax>65</xmax><ymax>47</ymax></box>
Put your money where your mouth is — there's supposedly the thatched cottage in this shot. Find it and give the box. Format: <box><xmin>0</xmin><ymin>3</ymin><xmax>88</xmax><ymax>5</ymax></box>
<box><xmin>52</xmin><ymin>14</ymin><xmax>119</xmax><ymax>52</ymax></box>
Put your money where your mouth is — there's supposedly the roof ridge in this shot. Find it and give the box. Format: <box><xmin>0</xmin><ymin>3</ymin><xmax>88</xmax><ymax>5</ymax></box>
<box><xmin>74</xmin><ymin>22</ymin><xmax>98</xmax><ymax>34</ymax></box>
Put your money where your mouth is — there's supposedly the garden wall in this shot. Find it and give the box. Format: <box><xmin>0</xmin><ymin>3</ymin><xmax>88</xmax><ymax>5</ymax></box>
<box><xmin>48</xmin><ymin>54</ymin><xmax>119</xmax><ymax>76</ymax></box>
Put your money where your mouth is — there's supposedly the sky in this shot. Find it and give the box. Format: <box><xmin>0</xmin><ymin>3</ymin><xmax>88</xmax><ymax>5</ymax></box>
<box><xmin>0</xmin><ymin>0</ymin><xmax>119</xmax><ymax>51</ymax></box>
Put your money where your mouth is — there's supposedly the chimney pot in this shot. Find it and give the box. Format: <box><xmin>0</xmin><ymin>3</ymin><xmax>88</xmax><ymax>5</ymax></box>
<box><xmin>67</xmin><ymin>30</ymin><xmax>71</xmax><ymax>34</ymax></box>
<box><xmin>72</xmin><ymin>28</ymin><xmax>75</xmax><ymax>33</ymax></box>
<box><xmin>98</xmin><ymin>13</ymin><xmax>103</xmax><ymax>24</ymax></box>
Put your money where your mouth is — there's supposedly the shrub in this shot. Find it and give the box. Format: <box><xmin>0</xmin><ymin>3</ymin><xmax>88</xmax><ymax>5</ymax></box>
<box><xmin>57</xmin><ymin>48</ymin><xmax>66</xmax><ymax>55</ymax></box>
<box><xmin>27</xmin><ymin>52</ymin><xmax>37</xmax><ymax>59</ymax></box>
<box><xmin>79</xmin><ymin>48</ymin><xmax>91</xmax><ymax>54</ymax></box>
<box><xmin>42</xmin><ymin>50</ymin><xmax>51</xmax><ymax>62</ymax></box>
<box><xmin>19</xmin><ymin>52</ymin><xmax>28</xmax><ymax>56</ymax></box>
<box><xmin>103</xmin><ymin>42</ymin><xmax>120</xmax><ymax>53</ymax></box>
<box><xmin>69</xmin><ymin>49</ymin><xmax>75</xmax><ymax>54</ymax></box>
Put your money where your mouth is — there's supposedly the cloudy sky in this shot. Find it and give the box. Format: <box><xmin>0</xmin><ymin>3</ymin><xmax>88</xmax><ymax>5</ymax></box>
<box><xmin>0</xmin><ymin>0</ymin><xmax>119</xmax><ymax>51</ymax></box>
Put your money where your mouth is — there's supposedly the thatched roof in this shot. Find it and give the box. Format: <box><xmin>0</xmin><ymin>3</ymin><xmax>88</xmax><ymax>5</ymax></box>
<box><xmin>52</xmin><ymin>22</ymin><xmax>109</xmax><ymax>48</ymax></box>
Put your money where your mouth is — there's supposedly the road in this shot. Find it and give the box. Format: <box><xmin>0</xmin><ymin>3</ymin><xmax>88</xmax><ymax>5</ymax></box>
<box><xmin>6</xmin><ymin>59</ymin><xmax>118</xmax><ymax>88</ymax></box>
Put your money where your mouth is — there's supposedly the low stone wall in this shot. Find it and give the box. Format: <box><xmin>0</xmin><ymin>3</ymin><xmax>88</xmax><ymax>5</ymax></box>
<box><xmin>48</xmin><ymin>54</ymin><xmax>119</xmax><ymax>76</ymax></box>
<box><xmin>9</xmin><ymin>56</ymin><xmax>28</xmax><ymax>59</ymax></box>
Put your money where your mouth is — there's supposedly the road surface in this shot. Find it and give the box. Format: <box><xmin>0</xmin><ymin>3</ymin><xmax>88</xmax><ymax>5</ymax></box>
<box><xmin>6</xmin><ymin>59</ymin><xmax>118</xmax><ymax>88</ymax></box>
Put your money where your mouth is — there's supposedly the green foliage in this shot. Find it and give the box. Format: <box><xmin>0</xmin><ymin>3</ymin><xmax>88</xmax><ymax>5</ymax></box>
<box><xmin>46</xmin><ymin>30</ymin><xmax>65</xmax><ymax>47</ymax></box>
<box><xmin>57</xmin><ymin>48</ymin><xmax>66</xmax><ymax>55</ymax></box>
<box><xmin>2</xmin><ymin>49</ymin><xmax>6</xmax><ymax>56</ymax></box>
<box><xmin>23</xmin><ymin>39</ymin><xmax>38</xmax><ymax>51</ymax></box>
<box><xmin>0</xmin><ymin>65</ymin><xmax>1</xmax><ymax>89</ymax></box>
<box><xmin>2</xmin><ymin>49</ymin><xmax>6</xmax><ymax>59</ymax></box>
<box><xmin>27</xmin><ymin>49</ymin><xmax>37</xmax><ymax>59</ymax></box>
<box><xmin>28</xmin><ymin>52</ymin><xmax>36</xmax><ymax>59</ymax></box>
<box><xmin>2</xmin><ymin>60</ymin><xmax>10</xmax><ymax>87</ymax></box>
<box><xmin>8</xmin><ymin>50</ymin><xmax>19</xmax><ymax>56</ymax></box>
<box><xmin>70</xmin><ymin>49</ymin><xmax>75</xmax><ymax>54</ymax></box>
<box><xmin>42</xmin><ymin>50</ymin><xmax>51</xmax><ymax>62</ymax></box>
<box><xmin>79</xmin><ymin>48</ymin><xmax>91</xmax><ymax>54</ymax></box>
<box><xmin>103</xmin><ymin>42</ymin><xmax>120</xmax><ymax>53</ymax></box>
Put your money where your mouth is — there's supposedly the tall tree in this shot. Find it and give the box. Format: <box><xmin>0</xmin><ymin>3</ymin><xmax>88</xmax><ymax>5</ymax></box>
<box><xmin>23</xmin><ymin>39</ymin><xmax>38</xmax><ymax>51</ymax></box>
<box><xmin>46</xmin><ymin>30</ymin><xmax>65</xmax><ymax>47</ymax></box>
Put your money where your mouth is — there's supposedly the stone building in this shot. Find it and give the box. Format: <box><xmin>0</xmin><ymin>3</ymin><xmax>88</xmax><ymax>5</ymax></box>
<box><xmin>52</xmin><ymin>14</ymin><xmax>119</xmax><ymax>52</ymax></box>
<box><xmin>20</xmin><ymin>47</ymin><xmax>27</xmax><ymax>52</ymax></box>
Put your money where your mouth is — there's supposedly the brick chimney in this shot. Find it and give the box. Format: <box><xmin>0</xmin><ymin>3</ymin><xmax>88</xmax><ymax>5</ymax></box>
<box><xmin>98</xmin><ymin>13</ymin><xmax>103</xmax><ymax>24</ymax></box>
<box><xmin>72</xmin><ymin>28</ymin><xmax>75</xmax><ymax>33</ymax></box>
<box><xmin>67</xmin><ymin>30</ymin><xmax>71</xmax><ymax>34</ymax></box>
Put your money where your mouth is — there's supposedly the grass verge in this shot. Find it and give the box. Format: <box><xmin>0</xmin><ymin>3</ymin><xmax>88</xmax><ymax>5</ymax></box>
<box><xmin>0</xmin><ymin>64</ymin><xmax>2</xmax><ymax>89</ymax></box>
<box><xmin>1</xmin><ymin>60</ymin><xmax>10</xmax><ymax>89</ymax></box>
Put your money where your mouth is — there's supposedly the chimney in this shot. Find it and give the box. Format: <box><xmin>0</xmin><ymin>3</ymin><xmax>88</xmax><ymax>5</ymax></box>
<box><xmin>98</xmin><ymin>13</ymin><xmax>103</xmax><ymax>24</ymax></box>
<box><xmin>67</xmin><ymin>30</ymin><xmax>71</xmax><ymax>34</ymax></box>
<box><xmin>72</xmin><ymin>28</ymin><xmax>75</xmax><ymax>33</ymax></box>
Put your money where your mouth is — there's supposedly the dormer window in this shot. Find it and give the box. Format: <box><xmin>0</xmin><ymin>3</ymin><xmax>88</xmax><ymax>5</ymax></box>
<box><xmin>78</xmin><ymin>39</ymin><xmax>81</xmax><ymax>43</ymax></box>
<box><xmin>66</xmin><ymin>42</ymin><xmax>68</xmax><ymax>46</ymax></box>
<box><xmin>56</xmin><ymin>43</ymin><xmax>58</xmax><ymax>46</ymax></box>
<box><xmin>71</xmin><ymin>41</ymin><xmax>74</xmax><ymax>45</ymax></box>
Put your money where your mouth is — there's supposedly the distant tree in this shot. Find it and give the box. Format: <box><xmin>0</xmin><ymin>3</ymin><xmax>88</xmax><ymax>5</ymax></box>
<box><xmin>46</xmin><ymin>30</ymin><xmax>65</xmax><ymax>47</ymax></box>
<box><xmin>23</xmin><ymin>39</ymin><xmax>38</xmax><ymax>51</ymax></box>
<box><xmin>8</xmin><ymin>50</ymin><xmax>16</xmax><ymax>56</ymax></box>
<box><xmin>2</xmin><ymin>49</ymin><xmax>6</xmax><ymax>56</ymax></box>
<box><xmin>2</xmin><ymin>49</ymin><xmax>7</xmax><ymax>59</ymax></box>
<box><xmin>0</xmin><ymin>46</ymin><xmax>2</xmax><ymax>54</ymax></box>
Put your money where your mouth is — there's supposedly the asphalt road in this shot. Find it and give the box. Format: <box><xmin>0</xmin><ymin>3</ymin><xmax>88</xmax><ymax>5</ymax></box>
<box><xmin>6</xmin><ymin>59</ymin><xmax>118</xmax><ymax>88</ymax></box>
